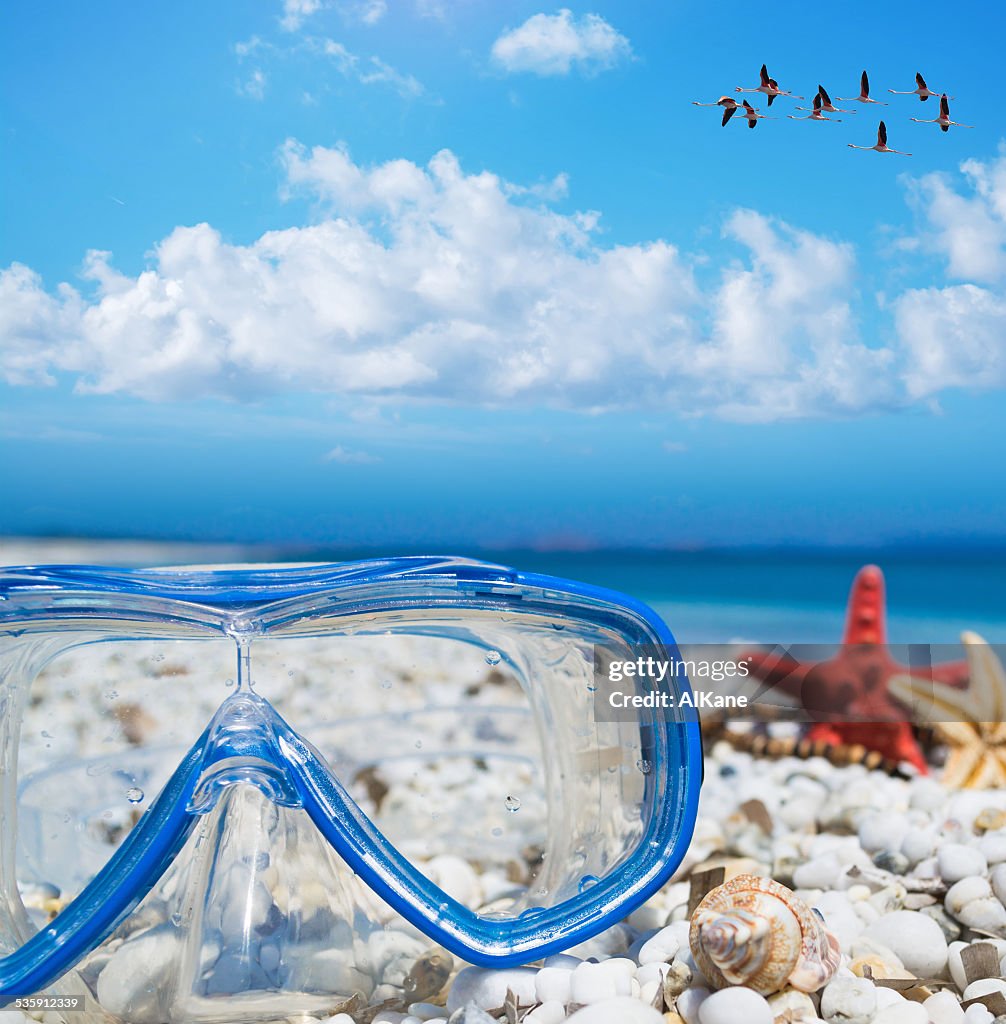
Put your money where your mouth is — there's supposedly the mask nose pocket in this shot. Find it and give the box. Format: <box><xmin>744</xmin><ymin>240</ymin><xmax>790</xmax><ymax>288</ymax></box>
<box><xmin>58</xmin><ymin>692</ymin><xmax>438</xmax><ymax>1024</ymax></box>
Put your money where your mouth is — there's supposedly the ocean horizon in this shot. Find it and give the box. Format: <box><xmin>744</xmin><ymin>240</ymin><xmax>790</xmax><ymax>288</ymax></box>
<box><xmin>4</xmin><ymin>536</ymin><xmax>1004</xmax><ymax>646</ymax></box>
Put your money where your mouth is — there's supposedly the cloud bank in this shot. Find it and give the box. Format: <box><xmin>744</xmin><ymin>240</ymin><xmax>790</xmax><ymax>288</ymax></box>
<box><xmin>2</xmin><ymin>144</ymin><xmax>1005</xmax><ymax>421</ymax></box>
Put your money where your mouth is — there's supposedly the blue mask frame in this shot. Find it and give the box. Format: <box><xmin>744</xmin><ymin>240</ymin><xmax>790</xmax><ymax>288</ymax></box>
<box><xmin>0</xmin><ymin>557</ymin><xmax>703</xmax><ymax>998</ymax></box>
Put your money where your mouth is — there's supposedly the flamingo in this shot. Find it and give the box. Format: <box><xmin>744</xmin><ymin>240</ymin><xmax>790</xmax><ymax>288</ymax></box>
<box><xmin>788</xmin><ymin>91</ymin><xmax>842</xmax><ymax>122</ymax></box>
<box><xmin>735</xmin><ymin>63</ymin><xmax>803</xmax><ymax>107</ymax></box>
<box><xmin>692</xmin><ymin>96</ymin><xmax>743</xmax><ymax>126</ymax></box>
<box><xmin>848</xmin><ymin>120</ymin><xmax>911</xmax><ymax>156</ymax></box>
<box><xmin>889</xmin><ymin>72</ymin><xmax>954</xmax><ymax>102</ymax></box>
<box><xmin>837</xmin><ymin>70</ymin><xmax>888</xmax><ymax>105</ymax></box>
<box><xmin>795</xmin><ymin>84</ymin><xmax>855</xmax><ymax>115</ymax></box>
<box><xmin>739</xmin><ymin>100</ymin><xmax>773</xmax><ymax>128</ymax></box>
<box><xmin>910</xmin><ymin>93</ymin><xmax>974</xmax><ymax>132</ymax></box>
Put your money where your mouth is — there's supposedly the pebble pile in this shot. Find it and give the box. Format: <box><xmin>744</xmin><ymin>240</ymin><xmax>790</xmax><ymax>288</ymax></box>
<box><xmin>10</xmin><ymin>631</ymin><xmax>1006</xmax><ymax>1023</ymax></box>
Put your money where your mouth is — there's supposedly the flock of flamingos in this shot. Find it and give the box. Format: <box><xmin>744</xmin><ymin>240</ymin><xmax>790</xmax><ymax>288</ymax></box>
<box><xmin>694</xmin><ymin>65</ymin><xmax>974</xmax><ymax>157</ymax></box>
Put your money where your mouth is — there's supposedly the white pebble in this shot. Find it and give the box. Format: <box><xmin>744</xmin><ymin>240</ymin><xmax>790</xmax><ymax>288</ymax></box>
<box><xmin>901</xmin><ymin>828</ymin><xmax>937</xmax><ymax>866</ymax></box>
<box><xmin>939</xmin><ymin>844</ymin><xmax>989</xmax><ymax>884</ymax></box>
<box><xmin>523</xmin><ymin>1001</ymin><xmax>566</xmax><ymax>1024</ymax></box>
<box><xmin>407</xmin><ymin>1006</ymin><xmax>446</xmax><ymax>1021</ymax></box>
<box><xmin>446</xmin><ymin>967</ymin><xmax>538</xmax><ymax>1014</ymax></box>
<box><xmin>637</xmin><ymin>925</ymin><xmax>681</xmax><ymax>964</ymax></box>
<box><xmin>863</xmin><ymin>911</ymin><xmax>948</xmax><ymax>976</ymax></box>
<box><xmin>947</xmin><ymin>941</ymin><xmax>970</xmax><ymax>992</ymax></box>
<box><xmin>962</xmin><ymin>977</ymin><xmax>1006</xmax><ymax>1001</ymax></box>
<box><xmin>990</xmin><ymin>863</ymin><xmax>1006</xmax><ymax>906</ymax></box>
<box><xmin>565</xmin><ymin>997</ymin><xmax>663</xmax><ymax>1022</ymax></box>
<box><xmin>820</xmin><ymin>975</ymin><xmax>877</xmax><ymax>1023</ymax></box>
<box><xmin>0</xmin><ymin>1014</ymin><xmax>31</xmax><ymax>1024</ymax></box>
<box><xmin>535</xmin><ymin>966</ymin><xmax>573</xmax><ymax>1005</ymax></box>
<box><xmin>946</xmin><ymin>876</ymin><xmax>993</xmax><ymax>915</ymax></box>
<box><xmin>958</xmin><ymin>896</ymin><xmax>1006</xmax><ymax>932</ymax></box>
<box><xmin>697</xmin><ymin>986</ymin><xmax>773</xmax><ymax>1024</ymax></box>
<box><xmin>569</xmin><ymin>962</ymin><xmax>618</xmax><ymax>1004</ymax></box>
<box><xmin>924</xmin><ymin>989</ymin><xmax>965</xmax><ymax>1024</ymax></box>
<box><xmin>978</xmin><ymin>833</ymin><xmax>1006</xmax><ymax>865</ymax></box>
<box><xmin>872</xmin><ymin>1002</ymin><xmax>928</xmax><ymax>1023</ymax></box>
<box><xmin>635</xmin><ymin>961</ymin><xmax>670</xmax><ymax>988</ymax></box>
<box><xmin>860</xmin><ymin>812</ymin><xmax>909</xmax><ymax>853</ymax></box>
<box><xmin>676</xmin><ymin>985</ymin><xmax>711</xmax><ymax>1024</ymax></box>
<box><xmin>963</xmin><ymin>1004</ymin><xmax>995</xmax><ymax>1024</ymax></box>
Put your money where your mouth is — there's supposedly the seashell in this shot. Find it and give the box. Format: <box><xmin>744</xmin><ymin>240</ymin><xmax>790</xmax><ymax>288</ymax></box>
<box><xmin>689</xmin><ymin>874</ymin><xmax>840</xmax><ymax>996</ymax></box>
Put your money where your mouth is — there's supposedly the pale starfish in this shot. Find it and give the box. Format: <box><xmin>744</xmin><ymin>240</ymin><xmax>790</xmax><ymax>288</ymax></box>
<box><xmin>889</xmin><ymin>632</ymin><xmax>1006</xmax><ymax>789</ymax></box>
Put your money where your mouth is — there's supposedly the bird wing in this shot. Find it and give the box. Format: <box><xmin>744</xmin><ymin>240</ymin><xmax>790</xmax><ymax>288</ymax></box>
<box><xmin>767</xmin><ymin>91</ymin><xmax>776</xmax><ymax>107</ymax></box>
<box><xmin>916</xmin><ymin>71</ymin><xmax>927</xmax><ymax>90</ymax></box>
<box><xmin>878</xmin><ymin>120</ymin><xmax>887</xmax><ymax>145</ymax></box>
<box><xmin>818</xmin><ymin>84</ymin><xmax>832</xmax><ymax>105</ymax></box>
<box><xmin>813</xmin><ymin>91</ymin><xmax>822</xmax><ymax>111</ymax></box>
<box><xmin>760</xmin><ymin>63</ymin><xmax>770</xmax><ymax>86</ymax></box>
<box><xmin>861</xmin><ymin>70</ymin><xmax>870</xmax><ymax>97</ymax></box>
<box><xmin>940</xmin><ymin>93</ymin><xmax>949</xmax><ymax>117</ymax></box>
<box><xmin>742</xmin><ymin>100</ymin><xmax>755</xmax><ymax>115</ymax></box>
<box><xmin>722</xmin><ymin>105</ymin><xmax>737</xmax><ymax>126</ymax></box>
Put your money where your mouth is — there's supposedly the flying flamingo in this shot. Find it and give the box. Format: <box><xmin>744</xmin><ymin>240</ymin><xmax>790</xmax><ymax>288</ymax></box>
<box><xmin>848</xmin><ymin>120</ymin><xmax>911</xmax><ymax>156</ymax></box>
<box><xmin>911</xmin><ymin>93</ymin><xmax>973</xmax><ymax>132</ymax></box>
<box><xmin>735</xmin><ymin>63</ymin><xmax>803</xmax><ymax>107</ymax></box>
<box><xmin>795</xmin><ymin>84</ymin><xmax>855</xmax><ymax>115</ymax></box>
<box><xmin>739</xmin><ymin>100</ymin><xmax>773</xmax><ymax>128</ymax></box>
<box><xmin>692</xmin><ymin>96</ymin><xmax>744</xmax><ymax>126</ymax></box>
<box><xmin>889</xmin><ymin>72</ymin><xmax>954</xmax><ymax>102</ymax></box>
<box><xmin>788</xmin><ymin>91</ymin><xmax>842</xmax><ymax>122</ymax></box>
<box><xmin>837</xmin><ymin>70</ymin><xmax>888</xmax><ymax>105</ymax></box>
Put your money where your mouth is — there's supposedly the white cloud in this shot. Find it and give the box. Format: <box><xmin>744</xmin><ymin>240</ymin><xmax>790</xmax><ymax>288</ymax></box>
<box><xmin>3</xmin><ymin>143</ymin><xmax>1006</xmax><ymax>421</ymax></box>
<box><xmin>355</xmin><ymin>0</ymin><xmax>387</xmax><ymax>25</ymax></box>
<box><xmin>301</xmin><ymin>37</ymin><xmax>425</xmax><ymax>98</ymax></box>
<box><xmin>281</xmin><ymin>0</ymin><xmax>323</xmax><ymax>31</ymax></box>
<box><xmin>358</xmin><ymin>56</ymin><xmax>423</xmax><ymax>98</ymax></box>
<box><xmin>491</xmin><ymin>9</ymin><xmax>632</xmax><ymax>77</ymax></box>
<box><xmin>908</xmin><ymin>149</ymin><xmax>1006</xmax><ymax>283</ymax></box>
<box><xmin>323</xmin><ymin>445</ymin><xmax>381</xmax><ymax>463</ymax></box>
<box><xmin>896</xmin><ymin>284</ymin><xmax>1006</xmax><ymax>398</ymax></box>
<box><xmin>236</xmin><ymin>69</ymin><xmax>267</xmax><ymax>100</ymax></box>
<box><xmin>893</xmin><ymin>148</ymin><xmax>1006</xmax><ymax>399</ymax></box>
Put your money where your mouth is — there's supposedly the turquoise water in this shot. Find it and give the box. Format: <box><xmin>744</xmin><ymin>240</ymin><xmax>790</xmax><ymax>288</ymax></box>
<box><xmin>437</xmin><ymin>549</ymin><xmax>1006</xmax><ymax>645</ymax></box>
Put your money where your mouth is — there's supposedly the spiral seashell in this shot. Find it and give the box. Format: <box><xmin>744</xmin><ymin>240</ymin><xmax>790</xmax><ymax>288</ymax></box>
<box><xmin>689</xmin><ymin>874</ymin><xmax>840</xmax><ymax>995</ymax></box>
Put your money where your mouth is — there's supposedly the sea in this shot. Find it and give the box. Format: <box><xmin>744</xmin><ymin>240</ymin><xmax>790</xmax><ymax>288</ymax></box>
<box><xmin>2</xmin><ymin>538</ymin><xmax>1005</xmax><ymax>647</ymax></box>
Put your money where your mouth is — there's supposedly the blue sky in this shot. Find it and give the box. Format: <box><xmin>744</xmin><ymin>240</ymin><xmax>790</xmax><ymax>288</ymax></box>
<box><xmin>2</xmin><ymin>1</ymin><xmax>1005</xmax><ymax>548</ymax></box>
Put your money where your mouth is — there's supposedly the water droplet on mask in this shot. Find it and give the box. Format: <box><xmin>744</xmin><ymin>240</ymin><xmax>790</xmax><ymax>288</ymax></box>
<box><xmin>578</xmin><ymin>874</ymin><xmax>601</xmax><ymax>893</ymax></box>
<box><xmin>415</xmin><ymin>739</ymin><xmax>423</xmax><ymax>749</ymax></box>
<box><xmin>491</xmin><ymin>827</ymin><xmax>503</xmax><ymax>837</ymax></box>
<box><xmin>170</xmin><ymin>912</ymin><xmax>183</xmax><ymax>927</ymax></box>
<box><xmin>86</xmin><ymin>763</ymin><xmax>113</xmax><ymax>777</ymax></box>
<box><xmin>225</xmin><ymin>678</ymin><xmax>235</xmax><ymax>688</ymax></box>
<box><xmin>636</xmin><ymin>759</ymin><xmax>652</xmax><ymax>774</ymax></box>
<box><xmin>586</xmin><ymin>683</ymin><xmax>597</xmax><ymax>692</ymax></box>
<box><xmin>504</xmin><ymin>795</ymin><xmax>521</xmax><ymax>813</ymax></box>
<box><xmin>126</xmin><ymin>788</ymin><xmax>144</xmax><ymax>804</ymax></box>
<box><xmin>40</xmin><ymin>730</ymin><xmax>53</xmax><ymax>739</ymax></box>
<box><xmin>104</xmin><ymin>690</ymin><xmax>118</xmax><ymax>700</ymax></box>
<box><xmin>381</xmin><ymin>680</ymin><xmax>393</xmax><ymax>690</ymax></box>
<box><xmin>485</xmin><ymin>650</ymin><xmax>502</xmax><ymax>666</ymax></box>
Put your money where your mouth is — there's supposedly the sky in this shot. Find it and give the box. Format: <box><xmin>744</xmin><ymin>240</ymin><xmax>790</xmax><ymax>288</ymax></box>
<box><xmin>2</xmin><ymin>1</ymin><xmax>1005</xmax><ymax>549</ymax></box>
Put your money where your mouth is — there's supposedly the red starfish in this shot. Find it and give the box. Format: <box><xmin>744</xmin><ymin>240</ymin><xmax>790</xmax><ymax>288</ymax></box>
<box><xmin>739</xmin><ymin>565</ymin><xmax>970</xmax><ymax>773</ymax></box>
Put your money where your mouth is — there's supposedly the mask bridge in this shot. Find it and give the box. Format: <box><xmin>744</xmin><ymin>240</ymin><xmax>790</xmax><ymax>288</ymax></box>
<box><xmin>187</xmin><ymin>691</ymin><xmax>303</xmax><ymax>814</ymax></box>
